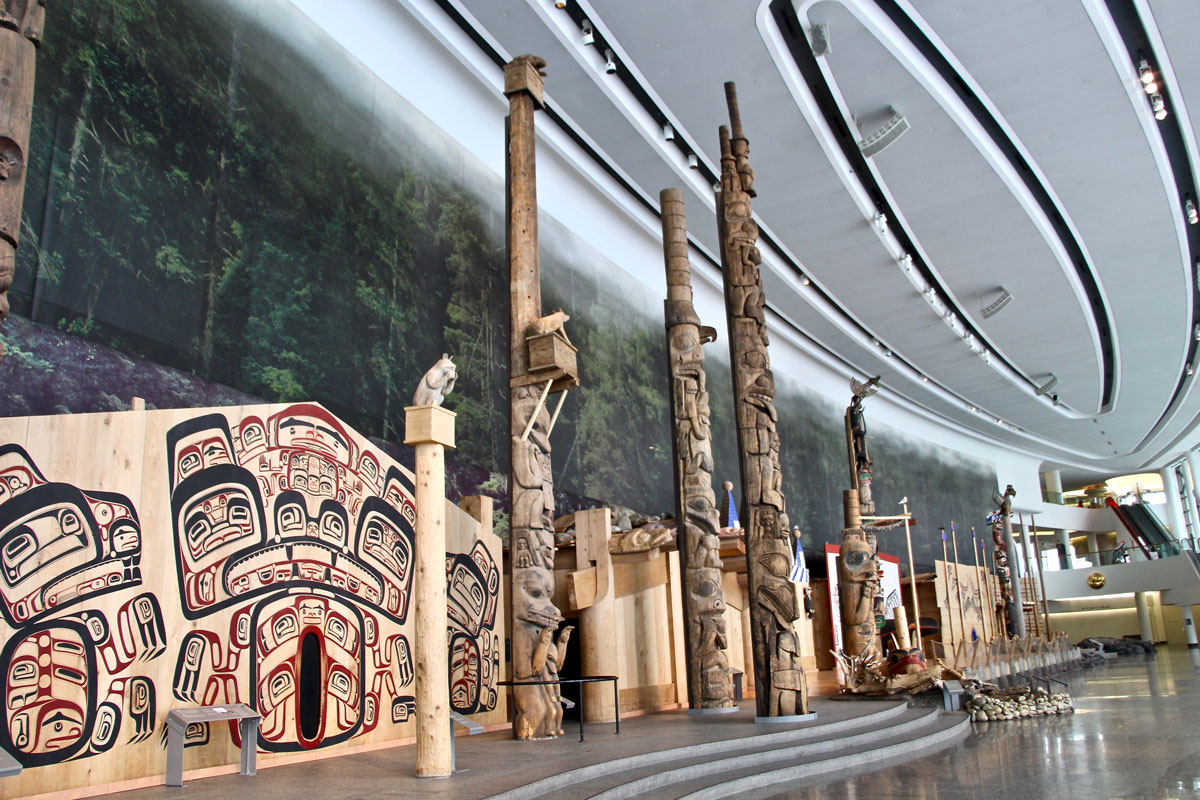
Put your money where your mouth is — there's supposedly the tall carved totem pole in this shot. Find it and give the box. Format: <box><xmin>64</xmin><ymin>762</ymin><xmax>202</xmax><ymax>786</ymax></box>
<box><xmin>990</xmin><ymin>484</ymin><xmax>1023</xmax><ymax>636</ymax></box>
<box><xmin>505</xmin><ymin>55</ymin><xmax>579</xmax><ymax>739</ymax></box>
<box><xmin>660</xmin><ymin>188</ymin><xmax>734</xmax><ymax>711</ymax></box>
<box><xmin>0</xmin><ymin>1</ymin><xmax>45</xmax><ymax>354</ymax></box>
<box><xmin>716</xmin><ymin>83</ymin><xmax>807</xmax><ymax>718</ymax></box>
<box><xmin>839</xmin><ymin>378</ymin><xmax>884</xmax><ymax>661</ymax></box>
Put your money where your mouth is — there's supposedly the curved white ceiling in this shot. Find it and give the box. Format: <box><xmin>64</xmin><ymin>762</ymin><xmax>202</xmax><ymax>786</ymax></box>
<box><xmin>445</xmin><ymin>0</ymin><xmax>1200</xmax><ymax>484</ymax></box>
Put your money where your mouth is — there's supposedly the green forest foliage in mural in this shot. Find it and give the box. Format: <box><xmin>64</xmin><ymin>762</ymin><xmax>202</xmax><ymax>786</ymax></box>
<box><xmin>3</xmin><ymin>0</ymin><xmax>688</xmax><ymax>513</ymax></box>
<box><xmin>1</xmin><ymin>0</ymin><xmax>995</xmax><ymax>549</ymax></box>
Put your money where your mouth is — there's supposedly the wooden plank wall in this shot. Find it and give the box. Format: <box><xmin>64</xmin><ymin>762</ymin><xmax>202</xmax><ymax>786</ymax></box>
<box><xmin>0</xmin><ymin>404</ymin><xmax>503</xmax><ymax>799</ymax></box>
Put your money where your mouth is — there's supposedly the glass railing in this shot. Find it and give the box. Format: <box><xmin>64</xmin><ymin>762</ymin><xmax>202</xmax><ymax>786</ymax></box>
<box><xmin>1065</xmin><ymin>539</ymin><xmax>1193</xmax><ymax>568</ymax></box>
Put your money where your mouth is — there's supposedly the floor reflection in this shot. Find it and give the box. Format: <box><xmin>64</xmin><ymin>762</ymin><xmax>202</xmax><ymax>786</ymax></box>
<box><xmin>761</xmin><ymin>646</ymin><xmax>1200</xmax><ymax>800</ymax></box>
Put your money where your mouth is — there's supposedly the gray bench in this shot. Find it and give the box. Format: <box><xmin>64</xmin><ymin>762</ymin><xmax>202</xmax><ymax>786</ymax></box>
<box><xmin>166</xmin><ymin>704</ymin><xmax>261</xmax><ymax>787</ymax></box>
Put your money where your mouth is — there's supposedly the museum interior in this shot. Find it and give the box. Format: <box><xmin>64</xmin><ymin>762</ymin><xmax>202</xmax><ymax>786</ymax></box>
<box><xmin>3</xmin><ymin>1</ymin><xmax>1200</xmax><ymax>798</ymax></box>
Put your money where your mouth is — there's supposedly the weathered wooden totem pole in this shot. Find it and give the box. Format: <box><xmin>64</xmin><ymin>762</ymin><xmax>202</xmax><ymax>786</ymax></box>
<box><xmin>0</xmin><ymin>0</ymin><xmax>44</xmax><ymax>355</ymax></box>
<box><xmin>660</xmin><ymin>187</ymin><xmax>734</xmax><ymax>712</ymax></box>
<box><xmin>839</xmin><ymin>377</ymin><xmax>884</xmax><ymax>663</ymax></box>
<box><xmin>716</xmin><ymin>83</ymin><xmax>807</xmax><ymax>718</ymax></box>
<box><xmin>990</xmin><ymin>484</ymin><xmax>1024</xmax><ymax>636</ymax></box>
<box><xmin>504</xmin><ymin>54</ymin><xmax>579</xmax><ymax>739</ymax></box>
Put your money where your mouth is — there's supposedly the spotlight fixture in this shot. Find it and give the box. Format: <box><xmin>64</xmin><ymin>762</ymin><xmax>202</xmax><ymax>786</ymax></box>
<box><xmin>1194</xmin><ymin>323</ymin><xmax>1199</xmax><ymax>342</ymax></box>
<box><xmin>1187</xmin><ymin>197</ymin><xmax>1199</xmax><ymax>225</ymax></box>
<box><xmin>581</xmin><ymin>19</ymin><xmax>594</xmax><ymax>45</ymax></box>
<box><xmin>921</xmin><ymin>375</ymin><xmax>929</xmax><ymax>382</ymax></box>
<box><xmin>970</xmin><ymin>406</ymin><xmax>978</xmax><ymax>412</ymax></box>
<box><xmin>873</xmin><ymin>211</ymin><xmax>888</xmax><ymax>234</ymax></box>
<box><xmin>604</xmin><ymin>49</ymin><xmax>616</xmax><ymax>74</ymax></box>
<box><xmin>1152</xmin><ymin>93</ymin><xmax>1168</xmax><ymax>120</ymax></box>
<box><xmin>898</xmin><ymin>253</ymin><xmax>913</xmax><ymax>271</ymax></box>
<box><xmin>662</xmin><ymin>123</ymin><xmax>674</xmax><ymax>141</ymax></box>
<box><xmin>1189</xmin><ymin>363</ymin><xmax>1196</xmax><ymax>377</ymax></box>
<box><xmin>799</xmin><ymin>273</ymin><xmax>811</xmax><ymax>286</ymax></box>
<box><xmin>554</xmin><ymin>0</ymin><xmax>566</xmax><ymax>7</ymax></box>
<box><xmin>980</xmin><ymin>287</ymin><xmax>1013</xmax><ymax>319</ymax></box>
<box><xmin>712</xmin><ymin>181</ymin><xmax>721</xmax><ymax>192</ymax></box>
<box><xmin>1139</xmin><ymin>57</ymin><xmax>1154</xmax><ymax>85</ymax></box>
<box><xmin>1034</xmin><ymin>374</ymin><xmax>1059</xmax><ymax>396</ymax></box>
<box><xmin>687</xmin><ymin>152</ymin><xmax>698</xmax><ymax>169</ymax></box>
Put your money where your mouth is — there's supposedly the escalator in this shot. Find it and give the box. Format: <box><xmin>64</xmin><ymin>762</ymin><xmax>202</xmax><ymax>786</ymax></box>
<box><xmin>1106</xmin><ymin>498</ymin><xmax>1180</xmax><ymax>557</ymax></box>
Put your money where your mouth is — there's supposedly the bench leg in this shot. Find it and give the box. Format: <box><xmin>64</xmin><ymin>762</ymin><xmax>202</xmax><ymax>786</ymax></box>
<box><xmin>166</xmin><ymin>725</ymin><xmax>185</xmax><ymax>787</ymax></box>
<box><xmin>239</xmin><ymin>718</ymin><xmax>258</xmax><ymax>777</ymax></box>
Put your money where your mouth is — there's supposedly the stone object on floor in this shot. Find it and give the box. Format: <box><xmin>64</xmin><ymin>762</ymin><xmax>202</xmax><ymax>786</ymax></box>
<box><xmin>1080</xmin><ymin>649</ymin><xmax>1108</xmax><ymax>668</ymax></box>
<box><xmin>1078</xmin><ymin>637</ymin><xmax>1157</xmax><ymax>655</ymax></box>
<box><xmin>965</xmin><ymin>687</ymin><xmax>1073</xmax><ymax>722</ymax></box>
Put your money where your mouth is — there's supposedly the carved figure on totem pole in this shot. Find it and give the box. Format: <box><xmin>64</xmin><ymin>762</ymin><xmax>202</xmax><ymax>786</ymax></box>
<box><xmin>0</xmin><ymin>0</ymin><xmax>45</xmax><ymax>351</ymax></box>
<box><xmin>660</xmin><ymin>187</ymin><xmax>734</xmax><ymax>710</ymax></box>
<box><xmin>847</xmin><ymin>376</ymin><xmax>880</xmax><ymax>516</ymax></box>
<box><xmin>412</xmin><ymin>354</ymin><xmax>457</xmax><ymax>407</ymax></box>
<box><xmin>716</xmin><ymin>82</ymin><xmax>806</xmax><ymax>718</ymax></box>
<box><xmin>990</xmin><ymin>484</ymin><xmax>1017</xmax><ymax>633</ymax></box>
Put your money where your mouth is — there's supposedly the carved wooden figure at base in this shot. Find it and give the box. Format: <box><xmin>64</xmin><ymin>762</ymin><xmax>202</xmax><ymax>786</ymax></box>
<box><xmin>660</xmin><ymin>187</ymin><xmax>734</xmax><ymax>710</ymax></box>
<box><xmin>505</xmin><ymin>53</ymin><xmax>576</xmax><ymax>739</ymax></box>
<box><xmin>715</xmin><ymin>82</ymin><xmax>807</xmax><ymax>718</ymax></box>
<box><xmin>0</xmin><ymin>0</ymin><xmax>45</xmax><ymax>354</ymax></box>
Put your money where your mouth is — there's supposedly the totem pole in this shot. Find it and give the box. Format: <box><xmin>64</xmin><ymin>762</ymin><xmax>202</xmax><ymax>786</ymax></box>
<box><xmin>989</xmin><ymin>484</ymin><xmax>1024</xmax><ymax>636</ymax></box>
<box><xmin>660</xmin><ymin>187</ymin><xmax>734</xmax><ymax>711</ymax></box>
<box><xmin>846</xmin><ymin>376</ymin><xmax>881</xmax><ymax>516</ymax></box>
<box><xmin>838</xmin><ymin>377</ymin><xmax>884</xmax><ymax>664</ymax></box>
<box><xmin>505</xmin><ymin>55</ymin><xmax>579</xmax><ymax>739</ymax></box>
<box><xmin>0</xmin><ymin>1</ymin><xmax>45</xmax><ymax>355</ymax></box>
<box><xmin>716</xmin><ymin>82</ymin><xmax>807</xmax><ymax>718</ymax></box>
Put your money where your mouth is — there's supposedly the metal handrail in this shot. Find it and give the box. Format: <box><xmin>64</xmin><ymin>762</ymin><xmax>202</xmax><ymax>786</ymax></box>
<box><xmin>497</xmin><ymin>675</ymin><xmax>620</xmax><ymax>742</ymax></box>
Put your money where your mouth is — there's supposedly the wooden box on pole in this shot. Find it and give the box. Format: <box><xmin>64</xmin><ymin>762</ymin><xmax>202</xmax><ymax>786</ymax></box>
<box><xmin>404</xmin><ymin>404</ymin><xmax>457</xmax><ymax>778</ymax></box>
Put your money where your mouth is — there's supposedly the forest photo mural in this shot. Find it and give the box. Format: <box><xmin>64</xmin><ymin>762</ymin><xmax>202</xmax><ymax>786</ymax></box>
<box><xmin>0</xmin><ymin>0</ymin><xmax>994</xmax><ymax>566</ymax></box>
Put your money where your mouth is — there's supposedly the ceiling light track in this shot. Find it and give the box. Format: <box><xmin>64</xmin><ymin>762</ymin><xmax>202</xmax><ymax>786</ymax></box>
<box><xmin>1100</xmin><ymin>0</ymin><xmax>1200</xmax><ymax>452</ymax></box>
<box><xmin>864</xmin><ymin>0</ymin><xmax>1118</xmax><ymax>412</ymax></box>
<box><xmin>770</xmin><ymin>0</ymin><xmax>1097</xmax><ymax>416</ymax></box>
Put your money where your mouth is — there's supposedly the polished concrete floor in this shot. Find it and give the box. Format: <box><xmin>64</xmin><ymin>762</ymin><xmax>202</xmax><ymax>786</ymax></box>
<box><xmin>770</xmin><ymin>645</ymin><xmax>1200</xmax><ymax>800</ymax></box>
<box><xmin>105</xmin><ymin>646</ymin><xmax>1200</xmax><ymax>800</ymax></box>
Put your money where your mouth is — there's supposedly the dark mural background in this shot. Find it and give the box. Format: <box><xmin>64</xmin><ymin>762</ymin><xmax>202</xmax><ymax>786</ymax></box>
<box><xmin>0</xmin><ymin>0</ymin><xmax>995</xmax><ymax>566</ymax></box>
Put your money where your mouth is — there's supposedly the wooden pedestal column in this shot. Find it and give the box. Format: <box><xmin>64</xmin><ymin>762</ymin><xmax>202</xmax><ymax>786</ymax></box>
<box><xmin>574</xmin><ymin>508</ymin><xmax>616</xmax><ymax>721</ymax></box>
<box><xmin>404</xmin><ymin>404</ymin><xmax>456</xmax><ymax>778</ymax></box>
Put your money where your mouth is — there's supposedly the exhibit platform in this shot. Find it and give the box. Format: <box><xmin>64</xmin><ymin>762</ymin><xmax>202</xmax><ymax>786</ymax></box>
<box><xmin>88</xmin><ymin>696</ymin><xmax>966</xmax><ymax>800</ymax></box>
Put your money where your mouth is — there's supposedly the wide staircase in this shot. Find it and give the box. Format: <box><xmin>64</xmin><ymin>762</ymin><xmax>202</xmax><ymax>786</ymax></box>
<box><xmin>483</xmin><ymin>701</ymin><xmax>968</xmax><ymax>800</ymax></box>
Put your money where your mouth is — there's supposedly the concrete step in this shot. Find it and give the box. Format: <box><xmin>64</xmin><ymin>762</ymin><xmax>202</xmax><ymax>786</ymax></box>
<box><xmin>481</xmin><ymin>701</ymin><xmax>911</xmax><ymax>800</ymax></box>
<box><xmin>676</xmin><ymin>712</ymin><xmax>970</xmax><ymax>800</ymax></box>
<box><xmin>585</xmin><ymin>707</ymin><xmax>963</xmax><ymax>800</ymax></box>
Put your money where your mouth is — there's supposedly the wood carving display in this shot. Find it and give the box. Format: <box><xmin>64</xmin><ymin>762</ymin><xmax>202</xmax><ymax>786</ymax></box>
<box><xmin>0</xmin><ymin>404</ymin><xmax>503</xmax><ymax>795</ymax></box>
<box><xmin>505</xmin><ymin>54</ymin><xmax>576</xmax><ymax>739</ymax></box>
<box><xmin>839</xmin><ymin>379</ymin><xmax>884</xmax><ymax>662</ymax></box>
<box><xmin>715</xmin><ymin>83</ymin><xmax>806</xmax><ymax>718</ymax></box>
<box><xmin>0</xmin><ymin>0</ymin><xmax>44</xmax><ymax>352</ymax></box>
<box><xmin>846</xmin><ymin>376</ymin><xmax>881</xmax><ymax>516</ymax></box>
<box><xmin>660</xmin><ymin>187</ymin><xmax>733</xmax><ymax>710</ymax></box>
<box><xmin>989</xmin><ymin>484</ymin><xmax>1017</xmax><ymax>635</ymax></box>
<box><xmin>838</xmin><ymin>490</ymin><xmax>882</xmax><ymax>662</ymax></box>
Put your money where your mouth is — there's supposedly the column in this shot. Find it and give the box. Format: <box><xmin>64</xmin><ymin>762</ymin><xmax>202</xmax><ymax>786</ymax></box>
<box><xmin>1183</xmin><ymin>606</ymin><xmax>1199</xmax><ymax>649</ymax></box>
<box><xmin>1161</xmin><ymin>465</ymin><xmax>1187</xmax><ymax>542</ymax></box>
<box><xmin>1041</xmin><ymin>469</ymin><xmax>1063</xmax><ymax>504</ymax></box>
<box><xmin>1085</xmin><ymin>532</ymin><xmax>1100</xmax><ymax>566</ymax></box>
<box><xmin>1055</xmin><ymin>530</ymin><xmax>1074</xmax><ymax>569</ymax></box>
<box><xmin>404</xmin><ymin>404</ymin><xmax>456</xmax><ymax>778</ymax></box>
<box><xmin>1136</xmin><ymin>592</ymin><xmax>1154</xmax><ymax>643</ymax></box>
<box><xmin>574</xmin><ymin>508</ymin><xmax>617</xmax><ymax>721</ymax></box>
<box><xmin>1187</xmin><ymin>452</ymin><xmax>1200</xmax><ymax>543</ymax></box>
